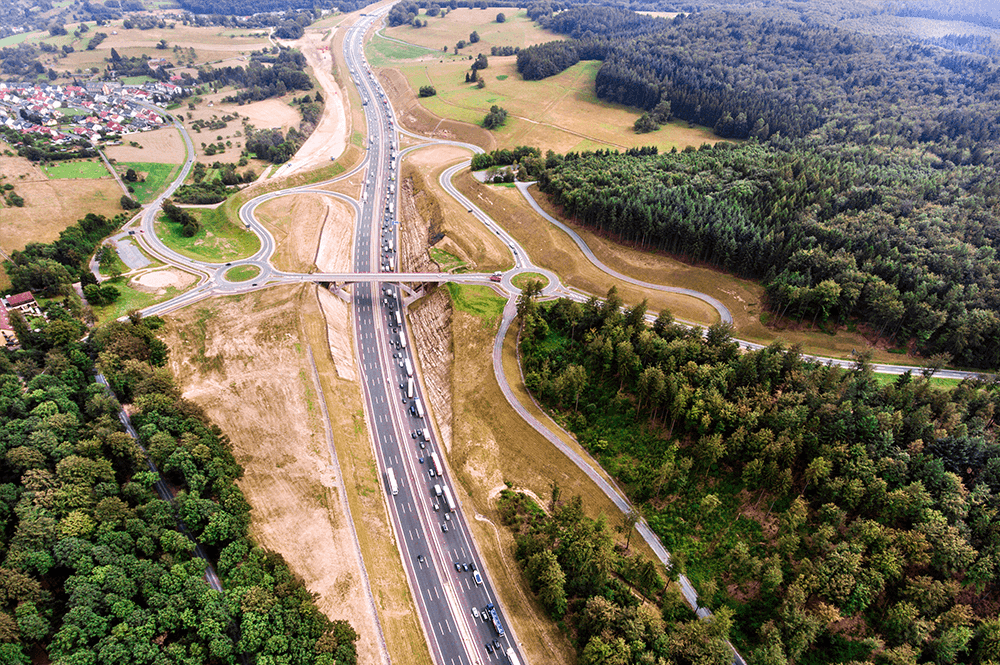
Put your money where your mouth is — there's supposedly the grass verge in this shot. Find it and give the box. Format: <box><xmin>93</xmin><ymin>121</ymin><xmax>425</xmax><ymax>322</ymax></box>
<box><xmin>511</xmin><ymin>272</ymin><xmax>547</xmax><ymax>290</ymax></box>
<box><xmin>429</xmin><ymin>247</ymin><xmax>465</xmax><ymax>272</ymax></box>
<box><xmin>92</xmin><ymin>279</ymin><xmax>181</xmax><ymax>322</ymax></box>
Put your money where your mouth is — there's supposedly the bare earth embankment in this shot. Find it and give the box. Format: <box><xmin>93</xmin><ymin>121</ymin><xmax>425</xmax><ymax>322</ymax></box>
<box><xmin>161</xmin><ymin>285</ymin><xmax>386</xmax><ymax>665</ymax></box>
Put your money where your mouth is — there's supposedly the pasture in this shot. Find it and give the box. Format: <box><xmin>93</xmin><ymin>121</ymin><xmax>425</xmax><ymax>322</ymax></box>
<box><xmin>0</xmin><ymin>155</ymin><xmax>124</xmax><ymax>255</ymax></box>
<box><xmin>43</xmin><ymin>159</ymin><xmax>110</xmax><ymax>179</ymax></box>
<box><xmin>377</xmin><ymin>13</ymin><xmax>722</xmax><ymax>154</ymax></box>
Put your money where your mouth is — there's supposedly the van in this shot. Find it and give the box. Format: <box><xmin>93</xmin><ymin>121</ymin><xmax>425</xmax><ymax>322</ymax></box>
<box><xmin>434</xmin><ymin>484</ymin><xmax>442</xmax><ymax>497</ymax></box>
<box><xmin>473</xmin><ymin>571</ymin><xmax>483</xmax><ymax>585</ymax></box>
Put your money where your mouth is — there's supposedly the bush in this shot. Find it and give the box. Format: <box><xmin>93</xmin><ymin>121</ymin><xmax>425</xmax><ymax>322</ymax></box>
<box><xmin>419</xmin><ymin>85</ymin><xmax>437</xmax><ymax>97</ymax></box>
<box><xmin>483</xmin><ymin>105</ymin><xmax>508</xmax><ymax>130</ymax></box>
<box><xmin>497</xmin><ymin>12</ymin><xmax>506</xmax><ymax>22</ymax></box>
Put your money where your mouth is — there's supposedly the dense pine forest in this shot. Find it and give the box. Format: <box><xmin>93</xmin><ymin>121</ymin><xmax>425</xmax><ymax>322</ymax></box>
<box><xmin>499</xmin><ymin>3</ymin><xmax>1000</xmax><ymax>369</ymax></box>
<box><xmin>0</xmin><ymin>312</ymin><xmax>358</xmax><ymax>664</ymax></box>
<box><xmin>517</xmin><ymin>286</ymin><xmax>1000</xmax><ymax>664</ymax></box>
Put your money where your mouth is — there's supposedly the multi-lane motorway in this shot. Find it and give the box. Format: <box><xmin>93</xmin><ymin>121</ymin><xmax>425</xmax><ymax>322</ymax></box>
<box><xmin>340</xmin><ymin>9</ymin><xmax>525</xmax><ymax>665</ymax></box>
<box><xmin>117</xmin><ymin>7</ymin><xmax>997</xmax><ymax>665</ymax></box>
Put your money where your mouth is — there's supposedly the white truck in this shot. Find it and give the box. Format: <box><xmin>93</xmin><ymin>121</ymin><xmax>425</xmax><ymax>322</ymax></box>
<box><xmin>404</xmin><ymin>358</ymin><xmax>413</xmax><ymax>377</ymax></box>
<box><xmin>386</xmin><ymin>467</ymin><xmax>398</xmax><ymax>496</ymax></box>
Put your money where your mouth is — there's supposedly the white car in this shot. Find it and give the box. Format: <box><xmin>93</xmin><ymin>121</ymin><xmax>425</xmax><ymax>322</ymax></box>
<box><xmin>471</xmin><ymin>607</ymin><xmax>480</xmax><ymax>619</ymax></box>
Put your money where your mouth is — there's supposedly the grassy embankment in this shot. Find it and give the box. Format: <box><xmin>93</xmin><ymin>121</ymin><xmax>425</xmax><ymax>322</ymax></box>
<box><xmin>155</xmin><ymin>206</ymin><xmax>260</xmax><ymax>262</ymax></box>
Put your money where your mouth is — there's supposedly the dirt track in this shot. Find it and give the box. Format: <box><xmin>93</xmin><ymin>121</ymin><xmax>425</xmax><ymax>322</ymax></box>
<box><xmin>272</xmin><ymin>29</ymin><xmax>349</xmax><ymax>179</ymax></box>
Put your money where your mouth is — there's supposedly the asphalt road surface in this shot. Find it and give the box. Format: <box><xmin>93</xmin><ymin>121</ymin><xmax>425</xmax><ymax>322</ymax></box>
<box><xmin>115</xmin><ymin>8</ymin><xmax>994</xmax><ymax>665</ymax></box>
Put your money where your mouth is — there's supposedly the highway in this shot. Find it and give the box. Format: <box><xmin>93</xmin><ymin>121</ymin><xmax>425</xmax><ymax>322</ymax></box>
<box><xmin>340</xmin><ymin>9</ymin><xmax>527</xmax><ymax>665</ymax></box>
<box><xmin>115</xmin><ymin>7</ymin><xmax>995</xmax><ymax>665</ymax></box>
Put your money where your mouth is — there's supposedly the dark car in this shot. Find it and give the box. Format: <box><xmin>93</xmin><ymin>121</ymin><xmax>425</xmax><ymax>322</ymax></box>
<box><xmin>462</xmin><ymin>563</ymin><xmax>469</xmax><ymax>572</ymax></box>
<box><xmin>417</xmin><ymin>554</ymin><xmax>424</xmax><ymax>563</ymax></box>
<box><xmin>454</xmin><ymin>562</ymin><xmax>462</xmax><ymax>572</ymax></box>
<box><xmin>493</xmin><ymin>639</ymin><xmax>501</xmax><ymax>650</ymax></box>
<box><xmin>485</xmin><ymin>643</ymin><xmax>493</xmax><ymax>654</ymax></box>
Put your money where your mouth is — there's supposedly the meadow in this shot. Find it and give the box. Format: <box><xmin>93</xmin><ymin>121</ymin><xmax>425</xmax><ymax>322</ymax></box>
<box><xmin>378</xmin><ymin>11</ymin><xmax>721</xmax><ymax>153</ymax></box>
<box><xmin>43</xmin><ymin>159</ymin><xmax>110</xmax><ymax>179</ymax></box>
<box><xmin>154</xmin><ymin>206</ymin><xmax>260</xmax><ymax>262</ymax></box>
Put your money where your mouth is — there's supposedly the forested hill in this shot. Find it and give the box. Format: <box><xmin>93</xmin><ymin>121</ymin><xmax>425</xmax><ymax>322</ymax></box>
<box><xmin>529</xmin><ymin>140</ymin><xmax>1000</xmax><ymax>369</ymax></box>
<box><xmin>517</xmin><ymin>288</ymin><xmax>1000</xmax><ymax>664</ymax></box>
<box><xmin>0</xmin><ymin>313</ymin><xmax>359</xmax><ymax>663</ymax></box>
<box><xmin>520</xmin><ymin>5</ymin><xmax>1000</xmax><ymax>147</ymax></box>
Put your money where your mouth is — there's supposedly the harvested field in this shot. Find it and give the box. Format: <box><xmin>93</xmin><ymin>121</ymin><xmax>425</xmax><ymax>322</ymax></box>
<box><xmin>105</xmin><ymin>127</ymin><xmax>187</xmax><ymax>164</ymax></box>
<box><xmin>161</xmin><ymin>284</ymin><xmax>395</xmax><ymax>665</ymax></box>
<box><xmin>183</xmin><ymin>92</ymin><xmax>301</xmax><ymax>164</ymax></box>
<box><xmin>253</xmin><ymin>193</ymin><xmax>354</xmax><ymax>273</ymax></box>
<box><xmin>0</xmin><ymin>155</ymin><xmax>124</xmax><ymax>254</ymax></box>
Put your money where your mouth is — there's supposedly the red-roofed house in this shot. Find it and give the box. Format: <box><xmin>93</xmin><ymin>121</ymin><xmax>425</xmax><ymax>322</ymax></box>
<box><xmin>5</xmin><ymin>291</ymin><xmax>42</xmax><ymax>318</ymax></box>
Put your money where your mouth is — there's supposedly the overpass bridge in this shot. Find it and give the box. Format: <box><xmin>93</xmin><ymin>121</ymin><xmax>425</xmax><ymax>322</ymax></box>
<box><xmin>273</xmin><ymin>271</ymin><xmax>501</xmax><ymax>302</ymax></box>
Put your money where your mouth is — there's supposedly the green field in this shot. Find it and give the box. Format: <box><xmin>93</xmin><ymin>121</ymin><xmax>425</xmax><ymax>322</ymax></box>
<box><xmin>92</xmin><ymin>280</ymin><xmax>180</xmax><ymax>323</ymax></box>
<box><xmin>366</xmin><ymin>34</ymin><xmax>448</xmax><ymax>67</ymax></box>
<box><xmin>0</xmin><ymin>31</ymin><xmax>41</xmax><ymax>47</ymax></box>
<box><xmin>429</xmin><ymin>247</ymin><xmax>466</xmax><ymax>272</ymax></box>
<box><xmin>446</xmin><ymin>282</ymin><xmax>505</xmax><ymax>323</ymax></box>
<box><xmin>155</xmin><ymin>206</ymin><xmax>260</xmax><ymax>262</ymax></box>
<box><xmin>44</xmin><ymin>160</ymin><xmax>109</xmax><ymax>179</ymax></box>
<box><xmin>121</xmin><ymin>162</ymin><xmax>178</xmax><ymax>204</ymax></box>
<box><xmin>378</xmin><ymin>10</ymin><xmax>722</xmax><ymax>153</ymax></box>
<box><xmin>224</xmin><ymin>264</ymin><xmax>261</xmax><ymax>282</ymax></box>
<box><xmin>121</xmin><ymin>75</ymin><xmax>155</xmax><ymax>84</ymax></box>
<box><xmin>397</xmin><ymin>56</ymin><xmax>720</xmax><ymax>153</ymax></box>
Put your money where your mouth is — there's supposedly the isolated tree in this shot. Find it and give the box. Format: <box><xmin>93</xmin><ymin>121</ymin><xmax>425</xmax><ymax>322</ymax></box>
<box><xmin>419</xmin><ymin>85</ymin><xmax>437</xmax><ymax>97</ymax></box>
<box><xmin>496</xmin><ymin>12</ymin><xmax>506</xmax><ymax>22</ymax></box>
<box><xmin>482</xmin><ymin>105</ymin><xmax>508</xmax><ymax>129</ymax></box>
<box><xmin>634</xmin><ymin>112</ymin><xmax>658</xmax><ymax>133</ymax></box>
<box><xmin>469</xmin><ymin>30</ymin><xmax>480</xmax><ymax>43</ymax></box>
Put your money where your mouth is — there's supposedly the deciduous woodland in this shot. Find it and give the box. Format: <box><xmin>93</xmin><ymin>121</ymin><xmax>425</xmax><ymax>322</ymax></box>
<box><xmin>516</xmin><ymin>287</ymin><xmax>1000</xmax><ymax>664</ymax></box>
<box><xmin>0</xmin><ymin>313</ymin><xmax>359</xmax><ymax>664</ymax></box>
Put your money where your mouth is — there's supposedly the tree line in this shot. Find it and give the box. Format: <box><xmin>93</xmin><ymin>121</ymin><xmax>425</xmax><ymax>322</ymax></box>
<box><xmin>3</xmin><ymin>212</ymin><xmax>121</xmax><ymax>298</ymax></box>
<box><xmin>0</xmin><ymin>311</ymin><xmax>359</xmax><ymax>664</ymax></box>
<box><xmin>516</xmin><ymin>284</ymin><xmax>1000</xmax><ymax>664</ymax></box>
<box><xmin>517</xmin><ymin>5</ymin><xmax>1000</xmax><ymax>155</ymax></box>
<box><xmin>200</xmin><ymin>48</ymin><xmax>313</xmax><ymax>105</ymax></box>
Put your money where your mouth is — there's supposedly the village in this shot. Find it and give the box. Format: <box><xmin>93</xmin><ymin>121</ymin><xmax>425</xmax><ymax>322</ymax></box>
<box><xmin>0</xmin><ymin>79</ymin><xmax>186</xmax><ymax>143</ymax></box>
